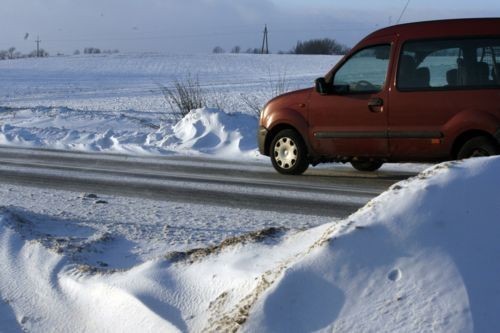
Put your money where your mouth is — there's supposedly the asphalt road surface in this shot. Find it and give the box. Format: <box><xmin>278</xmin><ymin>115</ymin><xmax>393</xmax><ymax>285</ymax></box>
<box><xmin>0</xmin><ymin>146</ymin><xmax>417</xmax><ymax>218</ymax></box>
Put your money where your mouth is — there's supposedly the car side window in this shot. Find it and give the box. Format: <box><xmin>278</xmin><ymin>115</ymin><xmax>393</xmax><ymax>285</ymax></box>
<box><xmin>398</xmin><ymin>38</ymin><xmax>500</xmax><ymax>91</ymax></box>
<box><xmin>333</xmin><ymin>44</ymin><xmax>391</xmax><ymax>93</ymax></box>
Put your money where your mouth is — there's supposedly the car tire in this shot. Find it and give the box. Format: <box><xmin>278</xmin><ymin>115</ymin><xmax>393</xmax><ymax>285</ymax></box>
<box><xmin>457</xmin><ymin>136</ymin><xmax>499</xmax><ymax>159</ymax></box>
<box><xmin>350</xmin><ymin>160</ymin><xmax>384</xmax><ymax>172</ymax></box>
<box><xmin>270</xmin><ymin>129</ymin><xmax>309</xmax><ymax>175</ymax></box>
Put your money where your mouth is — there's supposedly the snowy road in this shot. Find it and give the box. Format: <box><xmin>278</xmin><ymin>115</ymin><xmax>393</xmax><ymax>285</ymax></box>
<box><xmin>0</xmin><ymin>146</ymin><xmax>415</xmax><ymax>218</ymax></box>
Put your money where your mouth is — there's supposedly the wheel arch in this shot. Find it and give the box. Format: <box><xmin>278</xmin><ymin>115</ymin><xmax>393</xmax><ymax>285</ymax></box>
<box><xmin>443</xmin><ymin>109</ymin><xmax>500</xmax><ymax>159</ymax></box>
<box><xmin>451</xmin><ymin>130</ymin><xmax>499</xmax><ymax>159</ymax></box>
<box><xmin>262</xmin><ymin>108</ymin><xmax>310</xmax><ymax>156</ymax></box>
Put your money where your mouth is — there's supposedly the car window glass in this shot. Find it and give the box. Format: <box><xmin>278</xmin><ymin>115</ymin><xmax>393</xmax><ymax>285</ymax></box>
<box><xmin>398</xmin><ymin>38</ymin><xmax>500</xmax><ymax>91</ymax></box>
<box><xmin>334</xmin><ymin>45</ymin><xmax>390</xmax><ymax>93</ymax></box>
<box><xmin>476</xmin><ymin>46</ymin><xmax>500</xmax><ymax>83</ymax></box>
<box><xmin>419</xmin><ymin>48</ymin><xmax>460</xmax><ymax>87</ymax></box>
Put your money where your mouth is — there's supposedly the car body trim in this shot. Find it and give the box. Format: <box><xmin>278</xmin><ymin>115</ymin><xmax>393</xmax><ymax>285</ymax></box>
<box><xmin>314</xmin><ymin>131</ymin><xmax>443</xmax><ymax>139</ymax></box>
<box><xmin>258</xmin><ymin>126</ymin><xmax>268</xmax><ymax>155</ymax></box>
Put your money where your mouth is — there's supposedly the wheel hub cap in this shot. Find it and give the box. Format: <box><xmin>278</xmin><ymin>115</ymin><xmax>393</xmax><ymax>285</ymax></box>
<box><xmin>274</xmin><ymin>137</ymin><xmax>297</xmax><ymax>169</ymax></box>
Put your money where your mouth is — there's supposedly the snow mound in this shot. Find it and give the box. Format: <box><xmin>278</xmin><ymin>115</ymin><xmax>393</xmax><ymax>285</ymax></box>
<box><xmin>0</xmin><ymin>107</ymin><xmax>260</xmax><ymax>159</ymax></box>
<box><xmin>1</xmin><ymin>157</ymin><xmax>499</xmax><ymax>332</ymax></box>
<box><xmin>169</xmin><ymin>108</ymin><xmax>259</xmax><ymax>157</ymax></box>
<box><xmin>245</xmin><ymin>157</ymin><xmax>500</xmax><ymax>332</ymax></box>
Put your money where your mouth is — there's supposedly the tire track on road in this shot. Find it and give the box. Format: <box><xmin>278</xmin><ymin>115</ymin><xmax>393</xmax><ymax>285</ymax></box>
<box><xmin>0</xmin><ymin>147</ymin><xmax>414</xmax><ymax>218</ymax></box>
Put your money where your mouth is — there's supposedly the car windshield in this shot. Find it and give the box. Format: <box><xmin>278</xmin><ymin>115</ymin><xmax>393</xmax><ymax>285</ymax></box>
<box><xmin>334</xmin><ymin>44</ymin><xmax>391</xmax><ymax>93</ymax></box>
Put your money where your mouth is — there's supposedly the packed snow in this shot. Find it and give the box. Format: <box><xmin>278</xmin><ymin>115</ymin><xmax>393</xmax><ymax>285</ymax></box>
<box><xmin>0</xmin><ymin>107</ymin><xmax>261</xmax><ymax>159</ymax></box>
<box><xmin>1</xmin><ymin>53</ymin><xmax>498</xmax><ymax>332</ymax></box>
<box><xmin>1</xmin><ymin>157</ymin><xmax>499</xmax><ymax>332</ymax></box>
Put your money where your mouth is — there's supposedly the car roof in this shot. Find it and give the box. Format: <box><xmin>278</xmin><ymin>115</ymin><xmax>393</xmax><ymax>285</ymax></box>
<box><xmin>362</xmin><ymin>18</ymin><xmax>500</xmax><ymax>42</ymax></box>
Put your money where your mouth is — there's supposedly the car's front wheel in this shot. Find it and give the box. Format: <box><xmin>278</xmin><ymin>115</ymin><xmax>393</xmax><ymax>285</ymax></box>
<box><xmin>457</xmin><ymin>136</ymin><xmax>499</xmax><ymax>159</ymax></box>
<box><xmin>270</xmin><ymin>129</ymin><xmax>309</xmax><ymax>175</ymax></box>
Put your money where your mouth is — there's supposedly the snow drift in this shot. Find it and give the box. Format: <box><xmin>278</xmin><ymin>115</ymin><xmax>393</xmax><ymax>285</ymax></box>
<box><xmin>1</xmin><ymin>157</ymin><xmax>499</xmax><ymax>332</ymax></box>
<box><xmin>0</xmin><ymin>107</ymin><xmax>260</xmax><ymax>159</ymax></box>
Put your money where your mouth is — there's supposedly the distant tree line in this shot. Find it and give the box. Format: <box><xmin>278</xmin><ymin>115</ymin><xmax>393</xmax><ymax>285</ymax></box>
<box><xmin>0</xmin><ymin>47</ymin><xmax>49</xmax><ymax>60</ymax></box>
<box><xmin>77</xmin><ymin>47</ymin><xmax>119</xmax><ymax>55</ymax></box>
<box><xmin>213</xmin><ymin>38</ymin><xmax>350</xmax><ymax>55</ymax></box>
<box><xmin>213</xmin><ymin>45</ymin><xmax>262</xmax><ymax>54</ymax></box>
<box><xmin>0</xmin><ymin>46</ymin><xmax>121</xmax><ymax>60</ymax></box>
<box><xmin>84</xmin><ymin>47</ymin><xmax>102</xmax><ymax>54</ymax></box>
<box><xmin>292</xmin><ymin>38</ymin><xmax>350</xmax><ymax>55</ymax></box>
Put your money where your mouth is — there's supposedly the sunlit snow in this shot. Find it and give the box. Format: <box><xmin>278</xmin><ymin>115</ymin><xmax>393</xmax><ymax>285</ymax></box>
<box><xmin>1</xmin><ymin>53</ymin><xmax>498</xmax><ymax>332</ymax></box>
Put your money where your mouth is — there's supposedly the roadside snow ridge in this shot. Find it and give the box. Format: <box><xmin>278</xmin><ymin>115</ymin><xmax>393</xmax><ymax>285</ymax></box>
<box><xmin>1</xmin><ymin>157</ymin><xmax>499</xmax><ymax>332</ymax></box>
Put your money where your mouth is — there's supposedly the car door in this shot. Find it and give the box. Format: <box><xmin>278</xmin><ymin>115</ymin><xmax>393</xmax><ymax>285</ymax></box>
<box><xmin>389</xmin><ymin>37</ymin><xmax>500</xmax><ymax>161</ymax></box>
<box><xmin>308</xmin><ymin>41</ymin><xmax>393</xmax><ymax>158</ymax></box>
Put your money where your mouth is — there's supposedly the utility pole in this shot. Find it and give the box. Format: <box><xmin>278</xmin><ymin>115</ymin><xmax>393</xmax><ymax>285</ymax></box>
<box><xmin>261</xmin><ymin>25</ymin><xmax>269</xmax><ymax>54</ymax></box>
<box><xmin>35</xmin><ymin>36</ymin><xmax>41</xmax><ymax>57</ymax></box>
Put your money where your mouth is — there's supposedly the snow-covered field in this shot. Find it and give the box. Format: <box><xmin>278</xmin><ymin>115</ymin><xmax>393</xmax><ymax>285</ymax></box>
<box><xmin>0</xmin><ymin>53</ymin><xmax>338</xmax><ymax>157</ymax></box>
<box><xmin>1</xmin><ymin>53</ymin><xmax>498</xmax><ymax>332</ymax></box>
<box><xmin>0</xmin><ymin>52</ymin><xmax>338</xmax><ymax>113</ymax></box>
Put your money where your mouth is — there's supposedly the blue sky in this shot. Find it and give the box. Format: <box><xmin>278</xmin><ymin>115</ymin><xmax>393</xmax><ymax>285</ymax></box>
<box><xmin>1</xmin><ymin>0</ymin><xmax>499</xmax><ymax>54</ymax></box>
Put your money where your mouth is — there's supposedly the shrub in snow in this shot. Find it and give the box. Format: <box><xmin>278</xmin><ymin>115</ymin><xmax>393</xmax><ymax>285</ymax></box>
<box><xmin>240</xmin><ymin>70</ymin><xmax>290</xmax><ymax>116</ymax></box>
<box><xmin>159</xmin><ymin>75</ymin><xmax>206</xmax><ymax>120</ymax></box>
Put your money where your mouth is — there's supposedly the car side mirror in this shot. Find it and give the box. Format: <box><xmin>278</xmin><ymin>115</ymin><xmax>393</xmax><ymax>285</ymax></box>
<box><xmin>315</xmin><ymin>77</ymin><xmax>330</xmax><ymax>95</ymax></box>
<box><xmin>315</xmin><ymin>77</ymin><xmax>350</xmax><ymax>95</ymax></box>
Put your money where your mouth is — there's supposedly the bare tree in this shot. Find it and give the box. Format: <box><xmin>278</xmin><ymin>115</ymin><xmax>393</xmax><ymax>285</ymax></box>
<box><xmin>246</xmin><ymin>48</ymin><xmax>260</xmax><ymax>54</ymax></box>
<box><xmin>241</xmin><ymin>70</ymin><xmax>290</xmax><ymax>116</ymax></box>
<box><xmin>212</xmin><ymin>46</ymin><xmax>225</xmax><ymax>54</ymax></box>
<box><xmin>84</xmin><ymin>47</ymin><xmax>101</xmax><ymax>54</ymax></box>
<box><xmin>28</xmin><ymin>49</ymin><xmax>49</xmax><ymax>58</ymax></box>
<box><xmin>8</xmin><ymin>47</ymin><xmax>16</xmax><ymax>59</ymax></box>
<box><xmin>158</xmin><ymin>75</ymin><xmax>206</xmax><ymax>120</ymax></box>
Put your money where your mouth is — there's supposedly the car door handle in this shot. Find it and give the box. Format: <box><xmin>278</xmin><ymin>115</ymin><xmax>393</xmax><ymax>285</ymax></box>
<box><xmin>368</xmin><ymin>98</ymin><xmax>384</xmax><ymax>112</ymax></box>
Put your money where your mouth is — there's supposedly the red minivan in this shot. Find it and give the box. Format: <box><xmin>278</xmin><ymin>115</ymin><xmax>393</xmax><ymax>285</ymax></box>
<box><xmin>258</xmin><ymin>18</ymin><xmax>500</xmax><ymax>174</ymax></box>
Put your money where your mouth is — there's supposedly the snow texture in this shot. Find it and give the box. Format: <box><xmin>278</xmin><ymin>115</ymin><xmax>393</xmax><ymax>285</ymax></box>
<box><xmin>0</xmin><ymin>107</ymin><xmax>260</xmax><ymax>159</ymax></box>
<box><xmin>1</xmin><ymin>52</ymin><xmax>497</xmax><ymax>332</ymax></box>
<box><xmin>1</xmin><ymin>157</ymin><xmax>499</xmax><ymax>332</ymax></box>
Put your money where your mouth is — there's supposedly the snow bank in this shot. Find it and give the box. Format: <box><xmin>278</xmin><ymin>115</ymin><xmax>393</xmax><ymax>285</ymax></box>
<box><xmin>246</xmin><ymin>157</ymin><xmax>500</xmax><ymax>332</ymax></box>
<box><xmin>169</xmin><ymin>108</ymin><xmax>258</xmax><ymax>158</ymax></box>
<box><xmin>0</xmin><ymin>107</ymin><xmax>260</xmax><ymax>160</ymax></box>
<box><xmin>1</xmin><ymin>157</ymin><xmax>499</xmax><ymax>332</ymax></box>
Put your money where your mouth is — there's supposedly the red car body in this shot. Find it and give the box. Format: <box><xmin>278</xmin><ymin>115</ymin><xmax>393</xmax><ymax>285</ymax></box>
<box><xmin>258</xmin><ymin>18</ymin><xmax>500</xmax><ymax>174</ymax></box>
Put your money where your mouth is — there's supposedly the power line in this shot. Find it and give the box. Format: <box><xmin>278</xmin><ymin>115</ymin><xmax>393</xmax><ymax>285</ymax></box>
<box><xmin>396</xmin><ymin>0</ymin><xmax>411</xmax><ymax>24</ymax></box>
<box><xmin>39</xmin><ymin>26</ymin><xmax>375</xmax><ymax>44</ymax></box>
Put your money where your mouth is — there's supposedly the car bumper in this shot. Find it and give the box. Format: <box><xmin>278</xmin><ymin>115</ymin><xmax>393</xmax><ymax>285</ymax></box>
<box><xmin>258</xmin><ymin>126</ymin><xmax>268</xmax><ymax>156</ymax></box>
